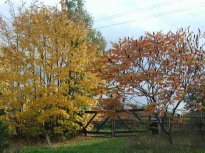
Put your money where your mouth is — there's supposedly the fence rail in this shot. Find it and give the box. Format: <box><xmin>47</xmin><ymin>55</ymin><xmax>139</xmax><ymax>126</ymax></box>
<box><xmin>162</xmin><ymin>112</ymin><xmax>205</xmax><ymax>132</ymax></box>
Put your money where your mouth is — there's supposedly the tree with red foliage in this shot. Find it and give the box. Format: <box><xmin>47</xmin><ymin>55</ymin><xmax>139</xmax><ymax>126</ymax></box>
<box><xmin>100</xmin><ymin>28</ymin><xmax>205</xmax><ymax>143</ymax></box>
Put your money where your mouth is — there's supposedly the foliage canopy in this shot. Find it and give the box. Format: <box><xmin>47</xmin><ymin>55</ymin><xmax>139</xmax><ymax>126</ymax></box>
<box><xmin>0</xmin><ymin>2</ymin><xmax>102</xmax><ymax>138</ymax></box>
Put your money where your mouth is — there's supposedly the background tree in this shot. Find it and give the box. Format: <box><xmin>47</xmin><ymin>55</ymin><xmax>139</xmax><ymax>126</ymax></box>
<box><xmin>184</xmin><ymin>83</ymin><xmax>205</xmax><ymax>110</ymax></box>
<box><xmin>65</xmin><ymin>0</ymin><xmax>106</xmax><ymax>52</ymax></box>
<box><xmin>100</xmin><ymin>29</ymin><xmax>205</xmax><ymax>143</ymax></box>
<box><xmin>65</xmin><ymin>0</ymin><xmax>92</xmax><ymax>27</ymax></box>
<box><xmin>0</xmin><ymin>2</ymin><xmax>102</xmax><ymax>142</ymax></box>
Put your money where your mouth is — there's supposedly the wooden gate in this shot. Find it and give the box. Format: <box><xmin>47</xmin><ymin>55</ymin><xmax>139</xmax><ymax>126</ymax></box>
<box><xmin>81</xmin><ymin>109</ymin><xmax>149</xmax><ymax>137</ymax></box>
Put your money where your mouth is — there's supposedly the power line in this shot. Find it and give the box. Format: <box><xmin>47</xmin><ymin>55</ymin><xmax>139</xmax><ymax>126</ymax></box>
<box><xmin>96</xmin><ymin>2</ymin><xmax>205</xmax><ymax>29</ymax></box>
<box><xmin>95</xmin><ymin>0</ymin><xmax>184</xmax><ymax>22</ymax></box>
<box><xmin>96</xmin><ymin>3</ymin><xmax>205</xmax><ymax>29</ymax></box>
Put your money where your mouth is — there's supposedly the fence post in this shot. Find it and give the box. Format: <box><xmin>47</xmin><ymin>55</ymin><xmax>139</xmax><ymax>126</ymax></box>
<box><xmin>157</xmin><ymin>113</ymin><xmax>161</xmax><ymax>135</ymax></box>
<box><xmin>158</xmin><ymin>122</ymin><xmax>161</xmax><ymax>135</ymax></box>
<box><xmin>111</xmin><ymin>119</ymin><xmax>115</xmax><ymax>137</ymax></box>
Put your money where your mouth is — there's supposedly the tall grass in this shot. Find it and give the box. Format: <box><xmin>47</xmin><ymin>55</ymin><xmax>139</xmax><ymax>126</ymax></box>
<box><xmin>125</xmin><ymin>132</ymin><xmax>205</xmax><ymax>153</ymax></box>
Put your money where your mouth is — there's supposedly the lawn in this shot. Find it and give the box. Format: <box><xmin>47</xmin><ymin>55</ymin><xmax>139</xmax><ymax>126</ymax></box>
<box><xmin>18</xmin><ymin>134</ymin><xmax>205</xmax><ymax>153</ymax></box>
<box><xmin>19</xmin><ymin>137</ymin><xmax>126</xmax><ymax>153</ymax></box>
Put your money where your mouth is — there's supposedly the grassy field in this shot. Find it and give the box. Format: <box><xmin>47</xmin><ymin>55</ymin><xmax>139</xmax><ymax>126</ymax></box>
<box><xmin>17</xmin><ymin>133</ymin><xmax>205</xmax><ymax>153</ymax></box>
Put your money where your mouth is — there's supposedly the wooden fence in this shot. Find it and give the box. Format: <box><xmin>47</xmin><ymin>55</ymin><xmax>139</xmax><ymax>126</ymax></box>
<box><xmin>162</xmin><ymin>112</ymin><xmax>205</xmax><ymax>133</ymax></box>
<box><xmin>81</xmin><ymin>110</ymin><xmax>205</xmax><ymax>137</ymax></box>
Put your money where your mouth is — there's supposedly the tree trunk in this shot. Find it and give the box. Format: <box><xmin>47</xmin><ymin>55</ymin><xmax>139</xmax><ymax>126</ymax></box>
<box><xmin>167</xmin><ymin>132</ymin><xmax>173</xmax><ymax>145</ymax></box>
<box><xmin>45</xmin><ymin>133</ymin><xmax>52</xmax><ymax>146</ymax></box>
<box><xmin>157</xmin><ymin>117</ymin><xmax>173</xmax><ymax>145</ymax></box>
<box><xmin>43</xmin><ymin>130</ymin><xmax>52</xmax><ymax>146</ymax></box>
<box><xmin>45</xmin><ymin>134</ymin><xmax>51</xmax><ymax>146</ymax></box>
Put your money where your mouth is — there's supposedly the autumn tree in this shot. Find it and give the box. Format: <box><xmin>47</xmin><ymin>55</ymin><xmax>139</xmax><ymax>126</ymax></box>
<box><xmin>0</xmin><ymin>2</ymin><xmax>102</xmax><ymax>141</ymax></box>
<box><xmin>100</xmin><ymin>29</ymin><xmax>205</xmax><ymax>143</ymax></box>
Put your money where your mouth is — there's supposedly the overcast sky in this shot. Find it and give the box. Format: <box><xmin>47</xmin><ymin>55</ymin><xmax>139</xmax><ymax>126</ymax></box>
<box><xmin>86</xmin><ymin>0</ymin><xmax>205</xmax><ymax>48</ymax></box>
<box><xmin>1</xmin><ymin>0</ymin><xmax>205</xmax><ymax>48</ymax></box>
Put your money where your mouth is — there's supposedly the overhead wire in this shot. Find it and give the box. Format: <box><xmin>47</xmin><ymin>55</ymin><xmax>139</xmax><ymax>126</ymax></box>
<box><xmin>96</xmin><ymin>2</ymin><xmax>205</xmax><ymax>29</ymax></box>
<box><xmin>95</xmin><ymin>0</ymin><xmax>185</xmax><ymax>22</ymax></box>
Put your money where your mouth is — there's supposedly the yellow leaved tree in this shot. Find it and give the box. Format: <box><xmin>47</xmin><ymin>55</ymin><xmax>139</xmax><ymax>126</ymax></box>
<box><xmin>0</xmin><ymin>2</ymin><xmax>102</xmax><ymax>140</ymax></box>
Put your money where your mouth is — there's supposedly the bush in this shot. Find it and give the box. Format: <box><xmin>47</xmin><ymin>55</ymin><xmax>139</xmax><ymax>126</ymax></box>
<box><xmin>0</xmin><ymin>120</ymin><xmax>9</xmax><ymax>152</ymax></box>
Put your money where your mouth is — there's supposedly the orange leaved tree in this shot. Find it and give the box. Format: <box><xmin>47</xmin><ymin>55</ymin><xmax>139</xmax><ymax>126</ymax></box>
<box><xmin>100</xmin><ymin>29</ymin><xmax>205</xmax><ymax>143</ymax></box>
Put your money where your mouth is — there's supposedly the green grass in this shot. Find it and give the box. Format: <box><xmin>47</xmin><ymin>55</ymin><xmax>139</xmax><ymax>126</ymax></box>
<box><xmin>19</xmin><ymin>137</ymin><xmax>127</xmax><ymax>153</ymax></box>
<box><xmin>18</xmin><ymin>133</ymin><xmax>205</xmax><ymax>153</ymax></box>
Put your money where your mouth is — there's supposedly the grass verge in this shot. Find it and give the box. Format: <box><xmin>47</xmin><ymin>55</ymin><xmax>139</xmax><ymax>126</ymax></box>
<box><xmin>17</xmin><ymin>133</ymin><xmax>205</xmax><ymax>153</ymax></box>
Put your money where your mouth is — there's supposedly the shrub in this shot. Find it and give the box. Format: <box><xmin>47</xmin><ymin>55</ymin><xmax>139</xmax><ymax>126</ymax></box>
<box><xmin>0</xmin><ymin>120</ymin><xmax>9</xmax><ymax>152</ymax></box>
